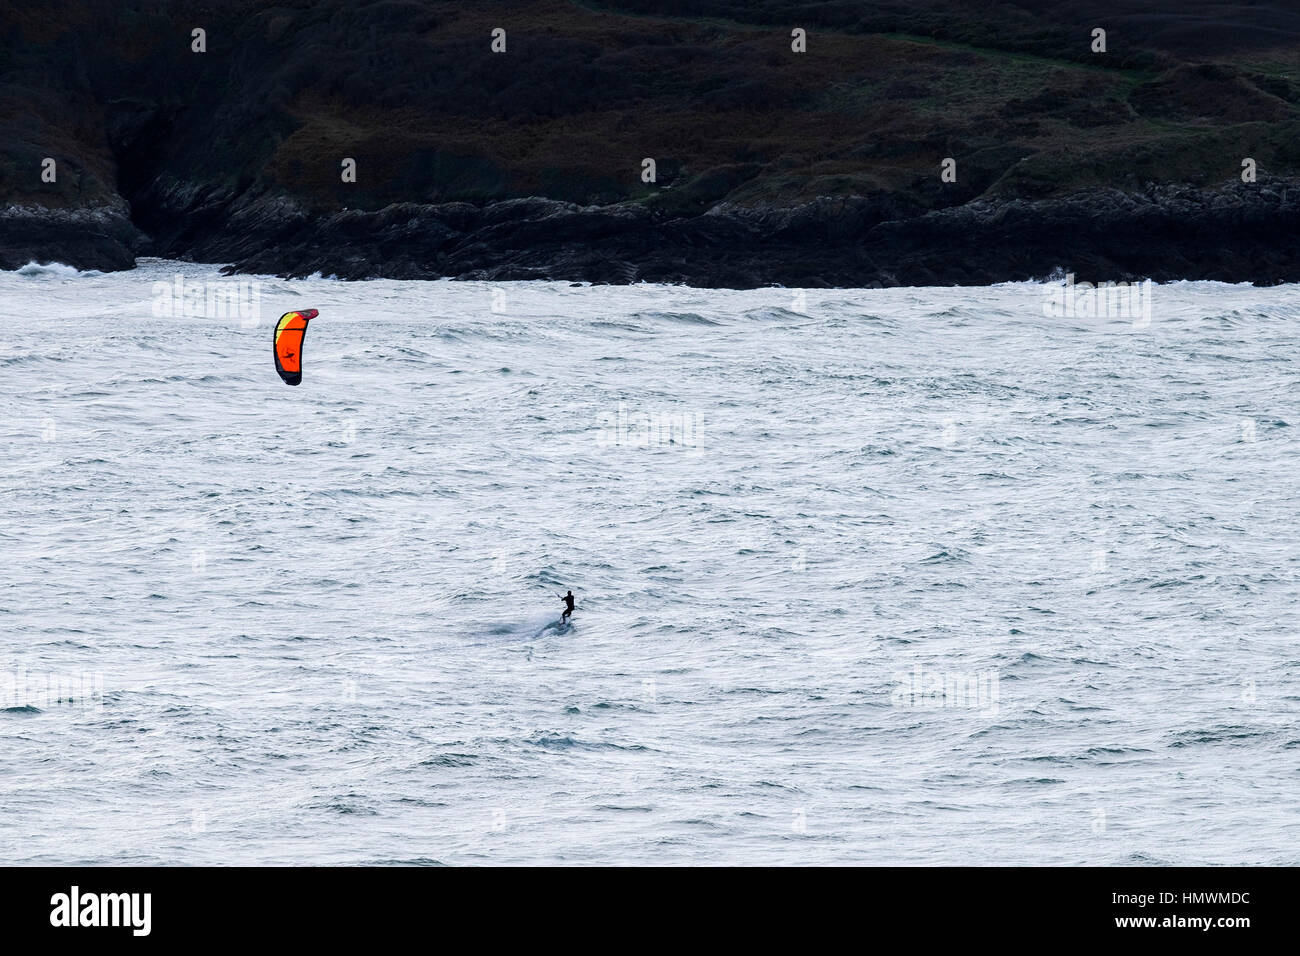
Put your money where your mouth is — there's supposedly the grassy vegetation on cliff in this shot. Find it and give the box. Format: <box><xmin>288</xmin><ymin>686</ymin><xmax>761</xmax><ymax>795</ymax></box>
<box><xmin>2</xmin><ymin>1</ymin><xmax>1300</xmax><ymax>221</ymax></box>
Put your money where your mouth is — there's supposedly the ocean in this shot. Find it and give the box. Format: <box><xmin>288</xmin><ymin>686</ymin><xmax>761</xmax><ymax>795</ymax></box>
<box><xmin>2</xmin><ymin>259</ymin><xmax>1297</xmax><ymax>864</ymax></box>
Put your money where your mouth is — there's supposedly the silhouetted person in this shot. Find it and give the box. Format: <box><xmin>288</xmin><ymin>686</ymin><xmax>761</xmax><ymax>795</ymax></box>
<box><xmin>559</xmin><ymin>590</ymin><xmax>575</xmax><ymax>622</ymax></box>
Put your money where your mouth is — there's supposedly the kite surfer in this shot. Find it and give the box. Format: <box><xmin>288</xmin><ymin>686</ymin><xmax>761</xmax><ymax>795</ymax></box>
<box><xmin>558</xmin><ymin>590</ymin><xmax>575</xmax><ymax>623</ymax></box>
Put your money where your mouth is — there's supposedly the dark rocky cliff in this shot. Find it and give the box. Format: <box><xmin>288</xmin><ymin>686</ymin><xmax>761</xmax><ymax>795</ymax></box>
<box><xmin>3</xmin><ymin>1</ymin><xmax>1300</xmax><ymax>285</ymax></box>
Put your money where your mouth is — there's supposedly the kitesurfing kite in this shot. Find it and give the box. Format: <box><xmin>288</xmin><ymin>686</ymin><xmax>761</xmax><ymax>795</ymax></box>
<box><xmin>273</xmin><ymin>309</ymin><xmax>319</xmax><ymax>386</ymax></box>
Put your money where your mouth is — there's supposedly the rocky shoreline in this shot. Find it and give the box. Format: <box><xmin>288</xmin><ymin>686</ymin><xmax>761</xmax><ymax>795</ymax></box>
<box><xmin>6</xmin><ymin>2</ymin><xmax>1300</xmax><ymax>288</ymax></box>
<box><xmin>3</xmin><ymin>179</ymin><xmax>1299</xmax><ymax>287</ymax></box>
<box><xmin>0</xmin><ymin>203</ymin><xmax>141</xmax><ymax>275</ymax></box>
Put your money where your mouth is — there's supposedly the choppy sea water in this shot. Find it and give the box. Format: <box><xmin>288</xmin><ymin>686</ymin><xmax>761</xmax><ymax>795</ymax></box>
<box><xmin>1</xmin><ymin>259</ymin><xmax>1297</xmax><ymax>865</ymax></box>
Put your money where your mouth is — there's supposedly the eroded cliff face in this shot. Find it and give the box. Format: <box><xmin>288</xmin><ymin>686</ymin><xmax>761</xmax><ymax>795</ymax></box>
<box><xmin>3</xmin><ymin>1</ymin><xmax>1300</xmax><ymax>284</ymax></box>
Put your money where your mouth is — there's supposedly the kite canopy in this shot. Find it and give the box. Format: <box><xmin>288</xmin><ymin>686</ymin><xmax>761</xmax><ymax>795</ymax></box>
<box><xmin>273</xmin><ymin>309</ymin><xmax>319</xmax><ymax>386</ymax></box>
